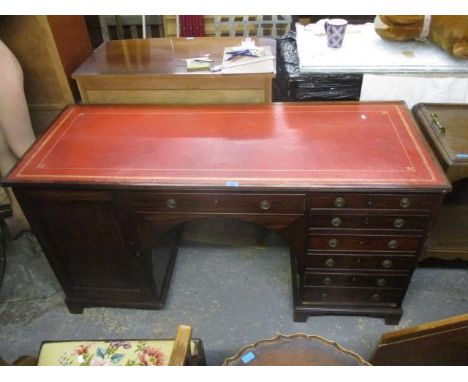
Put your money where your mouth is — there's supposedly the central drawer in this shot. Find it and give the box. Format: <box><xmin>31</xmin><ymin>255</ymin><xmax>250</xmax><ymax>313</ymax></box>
<box><xmin>308</xmin><ymin>233</ymin><xmax>423</xmax><ymax>252</ymax></box>
<box><xmin>130</xmin><ymin>192</ymin><xmax>305</xmax><ymax>215</ymax></box>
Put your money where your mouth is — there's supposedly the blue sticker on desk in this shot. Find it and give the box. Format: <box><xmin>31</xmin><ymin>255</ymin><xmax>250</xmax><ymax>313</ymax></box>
<box><xmin>456</xmin><ymin>153</ymin><xmax>468</xmax><ymax>159</ymax></box>
<box><xmin>226</xmin><ymin>181</ymin><xmax>240</xmax><ymax>187</ymax></box>
<box><xmin>241</xmin><ymin>351</ymin><xmax>256</xmax><ymax>364</ymax></box>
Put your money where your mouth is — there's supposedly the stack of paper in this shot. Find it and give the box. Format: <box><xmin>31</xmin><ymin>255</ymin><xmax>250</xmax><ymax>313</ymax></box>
<box><xmin>220</xmin><ymin>46</ymin><xmax>275</xmax><ymax>74</ymax></box>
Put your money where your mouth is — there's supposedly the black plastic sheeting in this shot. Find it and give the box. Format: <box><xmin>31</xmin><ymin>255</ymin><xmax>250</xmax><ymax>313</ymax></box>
<box><xmin>273</xmin><ymin>31</ymin><xmax>363</xmax><ymax>102</ymax></box>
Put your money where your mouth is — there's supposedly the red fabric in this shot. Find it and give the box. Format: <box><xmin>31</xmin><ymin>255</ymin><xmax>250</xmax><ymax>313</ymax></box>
<box><xmin>8</xmin><ymin>103</ymin><xmax>449</xmax><ymax>188</ymax></box>
<box><xmin>179</xmin><ymin>16</ymin><xmax>205</xmax><ymax>37</ymax></box>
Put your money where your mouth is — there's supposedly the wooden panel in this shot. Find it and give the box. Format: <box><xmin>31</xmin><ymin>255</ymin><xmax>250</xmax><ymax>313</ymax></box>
<box><xmin>422</xmin><ymin>203</ymin><xmax>468</xmax><ymax>261</ymax></box>
<box><xmin>86</xmin><ymin>89</ymin><xmax>267</xmax><ymax>104</ymax></box>
<box><xmin>0</xmin><ymin>16</ymin><xmax>73</xmax><ymax>105</ymax></box>
<box><xmin>0</xmin><ymin>16</ymin><xmax>92</xmax><ymax>135</ymax></box>
<box><xmin>36</xmin><ymin>202</ymin><xmax>139</xmax><ymax>291</ymax></box>
<box><xmin>76</xmin><ymin>75</ymin><xmax>270</xmax><ymax>90</ymax></box>
<box><xmin>47</xmin><ymin>16</ymin><xmax>93</xmax><ymax>100</ymax></box>
<box><xmin>13</xmin><ymin>189</ymin><xmax>153</xmax><ymax>306</ymax></box>
<box><xmin>371</xmin><ymin>313</ymin><xmax>468</xmax><ymax>365</ymax></box>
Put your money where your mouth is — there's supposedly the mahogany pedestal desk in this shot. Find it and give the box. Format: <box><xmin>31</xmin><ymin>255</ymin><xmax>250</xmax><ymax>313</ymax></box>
<box><xmin>72</xmin><ymin>37</ymin><xmax>276</xmax><ymax>105</ymax></box>
<box><xmin>3</xmin><ymin>102</ymin><xmax>450</xmax><ymax>324</ymax></box>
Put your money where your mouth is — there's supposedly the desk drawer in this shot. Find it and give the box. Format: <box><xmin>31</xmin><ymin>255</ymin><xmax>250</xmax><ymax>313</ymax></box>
<box><xmin>308</xmin><ymin>213</ymin><xmax>430</xmax><ymax>231</ymax></box>
<box><xmin>302</xmin><ymin>286</ymin><xmax>403</xmax><ymax>306</ymax></box>
<box><xmin>131</xmin><ymin>192</ymin><xmax>305</xmax><ymax>215</ymax></box>
<box><xmin>305</xmin><ymin>253</ymin><xmax>415</xmax><ymax>271</ymax></box>
<box><xmin>303</xmin><ymin>271</ymin><xmax>408</xmax><ymax>288</ymax></box>
<box><xmin>310</xmin><ymin>194</ymin><xmax>438</xmax><ymax>210</ymax></box>
<box><xmin>308</xmin><ymin>233</ymin><xmax>422</xmax><ymax>252</ymax></box>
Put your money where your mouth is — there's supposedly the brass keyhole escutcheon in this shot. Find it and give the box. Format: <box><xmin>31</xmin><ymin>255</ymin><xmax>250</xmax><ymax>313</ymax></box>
<box><xmin>393</xmin><ymin>218</ymin><xmax>405</xmax><ymax>228</ymax></box>
<box><xmin>321</xmin><ymin>292</ymin><xmax>329</xmax><ymax>301</ymax></box>
<box><xmin>372</xmin><ymin>294</ymin><xmax>381</xmax><ymax>302</ymax></box>
<box><xmin>323</xmin><ymin>277</ymin><xmax>332</xmax><ymax>285</ymax></box>
<box><xmin>334</xmin><ymin>197</ymin><xmax>346</xmax><ymax>208</ymax></box>
<box><xmin>260</xmin><ymin>200</ymin><xmax>271</xmax><ymax>210</ymax></box>
<box><xmin>166</xmin><ymin>198</ymin><xmax>177</xmax><ymax>209</ymax></box>
<box><xmin>331</xmin><ymin>217</ymin><xmax>342</xmax><ymax>227</ymax></box>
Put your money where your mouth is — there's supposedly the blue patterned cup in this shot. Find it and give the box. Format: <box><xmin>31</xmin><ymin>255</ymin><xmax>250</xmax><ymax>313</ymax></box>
<box><xmin>325</xmin><ymin>19</ymin><xmax>348</xmax><ymax>48</ymax></box>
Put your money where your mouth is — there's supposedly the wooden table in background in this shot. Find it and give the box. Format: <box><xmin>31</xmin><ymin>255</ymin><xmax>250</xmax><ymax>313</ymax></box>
<box><xmin>72</xmin><ymin>37</ymin><xmax>276</xmax><ymax>105</ymax></box>
<box><xmin>412</xmin><ymin>103</ymin><xmax>468</xmax><ymax>261</ymax></box>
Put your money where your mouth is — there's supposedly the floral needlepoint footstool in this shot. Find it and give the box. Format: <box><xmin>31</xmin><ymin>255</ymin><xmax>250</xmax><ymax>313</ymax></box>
<box><xmin>36</xmin><ymin>325</ymin><xmax>206</xmax><ymax>366</ymax></box>
<box><xmin>38</xmin><ymin>340</ymin><xmax>178</xmax><ymax>366</ymax></box>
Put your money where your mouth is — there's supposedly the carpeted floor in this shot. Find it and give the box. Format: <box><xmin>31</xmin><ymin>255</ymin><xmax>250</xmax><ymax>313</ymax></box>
<box><xmin>0</xmin><ymin>225</ymin><xmax>467</xmax><ymax>366</ymax></box>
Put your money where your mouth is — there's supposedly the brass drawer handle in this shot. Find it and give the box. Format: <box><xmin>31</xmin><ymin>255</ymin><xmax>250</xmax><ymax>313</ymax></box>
<box><xmin>399</xmin><ymin>197</ymin><xmax>411</xmax><ymax>208</ymax></box>
<box><xmin>166</xmin><ymin>198</ymin><xmax>177</xmax><ymax>209</ymax></box>
<box><xmin>377</xmin><ymin>278</ymin><xmax>387</xmax><ymax>287</ymax></box>
<box><xmin>388</xmin><ymin>240</ymin><xmax>399</xmax><ymax>249</ymax></box>
<box><xmin>331</xmin><ymin>217</ymin><xmax>342</xmax><ymax>227</ymax></box>
<box><xmin>325</xmin><ymin>258</ymin><xmax>336</xmax><ymax>267</ymax></box>
<box><xmin>333</xmin><ymin>197</ymin><xmax>346</xmax><ymax>208</ymax></box>
<box><xmin>393</xmin><ymin>218</ymin><xmax>405</xmax><ymax>228</ymax></box>
<box><xmin>260</xmin><ymin>200</ymin><xmax>271</xmax><ymax>210</ymax></box>
<box><xmin>328</xmin><ymin>238</ymin><xmax>339</xmax><ymax>248</ymax></box>
<box><xmin>382</xmin><ymin>259</ymin><xmax>393</xmax><ymax>269</ymax></box>
<box><xmin>323</xmin><ymin>277</ymin><xmax>332</xmax><ymax>285</ymax></box>
<box><xmin>372</xmin><ymin>294</ymin><xmax>381</xmax><ymax>303</ymax></box>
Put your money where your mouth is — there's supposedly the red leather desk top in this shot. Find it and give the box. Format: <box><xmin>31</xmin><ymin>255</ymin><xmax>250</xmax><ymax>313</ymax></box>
<box><xmin>6</xmin><ymin>102</ymin><xmax>450</xmax><ymax>190</ymax></box>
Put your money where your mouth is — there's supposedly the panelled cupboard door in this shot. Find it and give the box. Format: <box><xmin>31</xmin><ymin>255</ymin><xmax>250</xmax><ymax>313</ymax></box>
<box><xmin>14</xmin><ymin>189</ymin><xmax>155</xmax><ymax>306</ymax></box>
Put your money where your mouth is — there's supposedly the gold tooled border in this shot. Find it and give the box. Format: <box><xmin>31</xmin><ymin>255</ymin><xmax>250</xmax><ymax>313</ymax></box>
<box><xmin>222</xmin><ymin>333</ymin><xmax>371</xmax><ymax>366</ymax></box>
